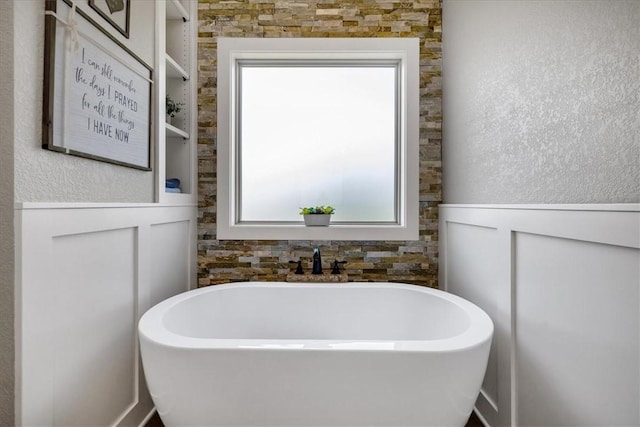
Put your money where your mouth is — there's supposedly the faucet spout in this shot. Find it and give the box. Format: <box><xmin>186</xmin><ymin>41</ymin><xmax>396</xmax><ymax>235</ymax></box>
<box><xmin>312</xmin><ymin>248</ymin><xmax>323</xmax><ymax>275</ymax></box>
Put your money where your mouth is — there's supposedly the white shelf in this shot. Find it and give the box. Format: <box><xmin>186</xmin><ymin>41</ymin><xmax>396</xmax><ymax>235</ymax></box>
<box><xmin>166</xmin><ymin>0</ymin><xmax>189</xmax><ymax>21</ymax></box>
<box><xmin>165</xmin><ymin>122</ymin><xmax>189</xmax><ymax>139</ymax></box>
<box><xmin>157</xmin><ymin>0</ymin><xmax>196</xmax><ymax>204</ymax></box>
<box><xmin>166</xmin><ymin>54</ymin><xmax>189</xmax><ymax>80</ymax></box>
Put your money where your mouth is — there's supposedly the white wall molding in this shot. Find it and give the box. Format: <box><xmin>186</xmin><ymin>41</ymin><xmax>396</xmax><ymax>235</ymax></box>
<box><xmin>15</xmin><ymin>203</ymin><xmax>196</xmax><ymax>426</ymax></box>
<box><xmin>439</xmin><ymin>204</ymin><xmax>640</xmax><ymax>426</ymax></box>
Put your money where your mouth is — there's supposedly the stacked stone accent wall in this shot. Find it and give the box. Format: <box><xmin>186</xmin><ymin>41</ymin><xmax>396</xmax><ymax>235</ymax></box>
<box><xmin>197</xmin><ymin>0</ymin><xmax>442</xmax><ymax>287</ymax></box>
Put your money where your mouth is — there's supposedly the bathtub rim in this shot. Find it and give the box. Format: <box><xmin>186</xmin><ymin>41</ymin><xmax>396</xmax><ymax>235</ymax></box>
<box><xmin>138</xmin><ymin>282</ymin><xmax>493</xmax><ymax>353</ymax></box>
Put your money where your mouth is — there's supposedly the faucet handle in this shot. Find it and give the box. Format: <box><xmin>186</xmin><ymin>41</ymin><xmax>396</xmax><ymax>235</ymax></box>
<box><xmin>331</xmin><ymin>260</ymin><xmax>347</xmax><ymax>274</ymax></box>
<box><xmin>289</xmin><ymin>260</ymin><xmax>304</xmax><ymax>275</ymax></box>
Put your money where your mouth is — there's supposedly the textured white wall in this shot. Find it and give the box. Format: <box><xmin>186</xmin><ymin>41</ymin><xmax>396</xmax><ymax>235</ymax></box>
<box><xmin>14</xmin><ymin>0</ymin><xmax>156</xmax><ymax>203</ymax></box>
<box><xmin>0</xmin><ymin>2</ymin><xmax>15</xmax><ymax>425</ymax></box>
<box><xmin>442</xmin><ymin>0</ymin><xmax>639</xmax><ymax>203</ymax></box>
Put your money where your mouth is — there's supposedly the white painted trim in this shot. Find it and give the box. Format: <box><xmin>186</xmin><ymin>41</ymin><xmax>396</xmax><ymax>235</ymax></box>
<box><xmin>15</xmin><ymin>203</ymin><xmax>196</xmax><ymax>426</ymax></box>
<box><xmin>156</xmin><ymin>0</ymin><xmax>198</xmax><ymax>204</ymax></box>
<box><xmin>439</xmin><ymin>204</ymin><xmax>640</xmax><ymax>427</ymax></box>
<box><xmin>473</xmin><ymin>408</ymin><xmax>490</xmax><ymax>427</ymax></box>
<box><xmin>16</xmin><ymin>202</ymin><xmax>196</xmax><ymax>210</ymax></box>
<box><xmin>138</xmin><ymin>407</ymin><xmax>157</xmax><ymax>427</ymax></box>
<box><xmin>439</xmin><ymin>205</ymin><xmax>639</xmax><ymax>249</ymax></box>
<box><xmin>216</xmin><ymin>37</ymin><xmax>420</xmax><ymax>241</ymax></box>
<box><xmin>439</xmin><ymin>203</ymin><xmax>639</xmax><ymax>212</ymax></box>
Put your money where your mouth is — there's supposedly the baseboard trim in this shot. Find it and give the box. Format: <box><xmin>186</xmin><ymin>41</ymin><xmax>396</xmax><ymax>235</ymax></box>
<box><xmin>138</xmin><ymin>407</ymin><xmax>157</xmax><ymax>427</ymax></box>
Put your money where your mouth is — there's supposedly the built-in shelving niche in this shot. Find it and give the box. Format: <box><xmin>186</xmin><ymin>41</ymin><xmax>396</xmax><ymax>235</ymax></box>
<box><xmin>160</xmin><ymin>0</ymin><xmax>196</xmax><ymax>201</ymax></box>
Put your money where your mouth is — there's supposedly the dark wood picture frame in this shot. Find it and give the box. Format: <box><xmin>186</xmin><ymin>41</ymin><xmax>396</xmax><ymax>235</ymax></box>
<box><xmin>89</xmin><ymin>0</ymin><xmax>130</xmax><ymax>39</ymax></box>
<box><xmin>43</xmin><ymin>0</ymin><xmax>153</xmax><ymax>170</ymax></box>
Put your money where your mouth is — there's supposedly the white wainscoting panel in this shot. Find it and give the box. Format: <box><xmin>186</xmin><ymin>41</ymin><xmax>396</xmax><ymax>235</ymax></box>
<box><xmin>52</xmin><ymin>228</ymin><xmax>137</xmax><ymax>426</ymax></box>
<box><xmin>445</xmin><ymin>223</ymin><xmax>503</xmax><ymax>422</ymax></box>
<box><xmin>15</xmin><ymin>203</ymin><xmax>196</xmax><ymax>426</ymax></box>
<box><xmin>150</xmin><ymin>221</ymin><xmax>191</xmax><ymax>306</ymax></box>
<box><xmin>439</xmin><ymin>204</ymin><xmax>640</xmax><ymax>427</ymax></box>
<box><xmin>515</xmin><ymin>233</ymin><xmax>638</xmax><ymax>426</ymax></box>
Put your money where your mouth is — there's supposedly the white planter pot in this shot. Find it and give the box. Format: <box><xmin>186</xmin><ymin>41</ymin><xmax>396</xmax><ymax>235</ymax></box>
<box><xmin>303</xmin><ymin>214</ymin><xmax>331</xmax><ymax>227</ymax></box>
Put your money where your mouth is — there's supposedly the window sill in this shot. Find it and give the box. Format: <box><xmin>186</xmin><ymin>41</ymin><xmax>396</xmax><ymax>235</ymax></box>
<box><xmin>216</xmin><ymin>223</ymin><xmax>418</xmax><ymax>241</ymax></box>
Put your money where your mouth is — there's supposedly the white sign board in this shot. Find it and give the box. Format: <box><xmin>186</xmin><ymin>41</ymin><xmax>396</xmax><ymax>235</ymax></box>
<box><xmin>44</xmin><ymin>0</ymin><xmax>152</xmax><ymax>170</ymax></box>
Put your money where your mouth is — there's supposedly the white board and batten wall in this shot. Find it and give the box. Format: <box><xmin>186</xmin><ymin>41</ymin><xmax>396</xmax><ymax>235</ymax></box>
<box><xmin>11</xmin><ymin>1</ymin><xmax>197</xmax><ymax>425</ymax></box>
<box><xmin>15</xmin><ymin>202</ymin><xmax>196</xmax><ymax>426</ymax></box>
<box><xmin>441</xmin><ymin>3</ymin><xmax>639</xmax><ymax>423</ymax></box>
<box><xmin>439</xmin><ymin>204</ymin><xmax>640</xmax><ymax>426</ymax></box>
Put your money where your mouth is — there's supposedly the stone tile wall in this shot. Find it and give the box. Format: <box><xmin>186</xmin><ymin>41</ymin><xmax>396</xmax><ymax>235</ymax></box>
<box><xmin>197</xmin><ymin>0</ymin><xmax>442</xmax><ymax>287</ymax></box>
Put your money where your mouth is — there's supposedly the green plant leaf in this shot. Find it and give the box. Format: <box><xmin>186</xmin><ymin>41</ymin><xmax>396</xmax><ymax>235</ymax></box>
<box><xmin>299</xmin><ymin>205</ymin><xmax>335</xmax><ymax>215</ymax></box>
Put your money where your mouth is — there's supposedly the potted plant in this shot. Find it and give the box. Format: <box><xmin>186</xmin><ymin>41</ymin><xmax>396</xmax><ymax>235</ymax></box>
<box><xmin>299</xmin><ymin>205</ymin><xmax>335</xmax><ymax>226</ymax></box>
<box><xmin>166</xmin><ymin>95</ymin><xmax>184</xmax><ymax>124</ymax></box>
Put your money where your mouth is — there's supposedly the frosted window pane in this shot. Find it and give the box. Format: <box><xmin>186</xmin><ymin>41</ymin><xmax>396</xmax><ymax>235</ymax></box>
<box><xmin>239</xmin><ymin>66</ymin><xmax>397</xmax><ymax>222</ymax></box>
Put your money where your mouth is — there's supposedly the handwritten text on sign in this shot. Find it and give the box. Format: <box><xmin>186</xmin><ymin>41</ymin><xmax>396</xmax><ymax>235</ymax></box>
<box><xmin>65</xmin><ymin>34</ymin><xmax>150</xmax><ymax>169</ymax></box>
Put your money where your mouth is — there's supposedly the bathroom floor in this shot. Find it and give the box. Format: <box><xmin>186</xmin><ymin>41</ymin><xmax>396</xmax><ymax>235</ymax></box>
<box><xmin>465</xmin><ymin>411</ymin><xmax>485</xmax><ymax>426</ymax></box>
<box><xmin>146</xmin><ymin>411</ymin><xmax>485</xmax><ymax>426</ymax></box>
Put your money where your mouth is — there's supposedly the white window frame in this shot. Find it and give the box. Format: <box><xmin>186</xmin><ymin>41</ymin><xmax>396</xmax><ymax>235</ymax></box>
<box><xmin>217</xmin><ymin>38</ymin><xmax>419</xmax><ymax>241</ymax></box>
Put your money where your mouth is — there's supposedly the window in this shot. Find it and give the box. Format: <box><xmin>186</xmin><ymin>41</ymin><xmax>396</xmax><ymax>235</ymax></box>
<box><xmin>217</xmin><ymin>38</ymin><xmax>419</xmax><ymax>240</ymax></box>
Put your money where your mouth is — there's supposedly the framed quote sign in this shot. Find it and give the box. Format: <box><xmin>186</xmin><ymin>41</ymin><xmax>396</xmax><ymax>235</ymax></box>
<box><xmin>43</xmin><ymin>0</ymin><xmax>153</xmax><ymax>170</ymax></box>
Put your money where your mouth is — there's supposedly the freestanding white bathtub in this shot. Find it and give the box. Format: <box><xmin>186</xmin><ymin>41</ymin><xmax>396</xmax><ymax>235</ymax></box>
<box><xmin>139</xmin><ymin>282</ymin><xmax>493</xmax><ymax>426</ymax></box>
